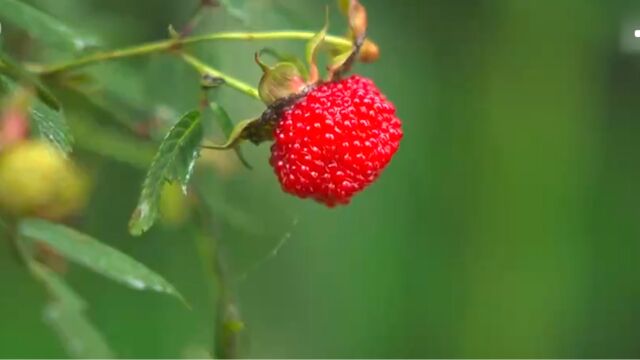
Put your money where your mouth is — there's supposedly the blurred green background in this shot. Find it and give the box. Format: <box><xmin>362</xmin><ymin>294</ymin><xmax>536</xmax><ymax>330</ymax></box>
<box><xmin>2</xmin><ymin>0</ymin><xmax>640</xmax><ymax>357</ymax></box>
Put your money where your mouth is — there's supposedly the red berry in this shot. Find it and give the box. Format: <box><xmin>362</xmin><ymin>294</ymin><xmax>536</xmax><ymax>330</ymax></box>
<box><xmin>269</xmin><ymin>75</ymin><xmax>403</xmax><ymax>207</ymax></box>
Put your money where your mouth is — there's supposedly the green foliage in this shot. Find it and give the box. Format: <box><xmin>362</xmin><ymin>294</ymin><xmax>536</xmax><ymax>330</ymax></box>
<box><xmin>26</xmin><ymin>261</ymin><xmax>114</xmax><ymax>358</ymax></box>
<box><xmin>19</xmin><ymin>218</ymin><xmax>184</xmax><ymax>302</ymax></box>
<box><xmin>0</xmin><ymin>0</ymin><xmax>97</xmax><ymax>51</ymax></box>
<box><xmin>71</xmin><ymin>116</ymin><xmax>155</xmax><ymax>170</ymax></box>
<box><xmin>29</xmin><ymin>99</ymin><xmax>73</xmax><ymax>154</ymax></box>
<box><xmin>210</xmin><ymin>102</ymin><xmax>251</xmax><ymax>168</ymax></box>
<box><xmin>129</xmin><ymin>110</ymin><xmax>203</xmax><ymax>235</ymax></box>
<box><xmin>305</xmin><ymin>8</ymin><xmax>328</xmax><ymax>81</ymax></box>
<box><xmin>0</xmin><ymin>54</ymin><xmax>73</xmax><ymax>153</ymax></box>
<box><xmin>0</xmin><ymin>54</ymin><xmax>61</xmax><ymax>110</ymax></box>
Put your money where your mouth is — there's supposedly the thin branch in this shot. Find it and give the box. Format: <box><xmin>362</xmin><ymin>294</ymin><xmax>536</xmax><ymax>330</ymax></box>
<box><xmin>28</xmin><ymin>31</ymin><xmax>353</xmax><ymax>76</ymax></box>
<box><xmin>179</xmin><ymin>52</ymin><xmax>260</xmax><ymax>100</ymax></box>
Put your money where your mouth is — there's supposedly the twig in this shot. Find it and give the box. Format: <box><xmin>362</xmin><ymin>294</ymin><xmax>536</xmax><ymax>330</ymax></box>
<box><xmin>28</xmin><ymin>31</ymin><xmax>352</xmax><ymax>76</ymax></box>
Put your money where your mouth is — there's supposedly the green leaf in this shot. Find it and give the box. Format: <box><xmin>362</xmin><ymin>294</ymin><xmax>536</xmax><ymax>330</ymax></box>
<box><xmin>30</xmin><ymin>98</ymin><xmax>73</xmax><ymax>153</ymax></box>
<box><xmin>0</xmin><ymin>53</ymin><xmax>61</xmax><ymax>110</ymax></box>
<box><xmin>305</xmin><ymin>14</ymin><xmax>328</xmax><ymax>66</ymax></box>
<box><xmin>209</xmin><ymin>102</ymin><xmax>251</xmax><ymax>169</ymax></box>
<box><xmin>0</xmin><ymin>54</ymin><xmax>74</xmax><ymax>153</ymax></box>
<box><xmin>129</xmin><ymin>110</ymin><xmax>203</xmax><ymax>235</ymax></box>
<box><xmin>26</xmin><ymin>261</ymin><xmax>114</xmax><ymax>358</ymax></box>
<box><xmin>305</xmin><ymin>8</ymin><xmax>329</xmax><ymax>81</ymax></box>
<box><xmin>19</xmin><ymin>218</ymin><xmax>185</xmax><ymax>303</ymax></box>
<box><xmin>44</xmin><ymin>302</ymin><xmax>114</xmax><ymax>359</ymax></box>
<box><xmin>0</xmin><ymin>0</ymin><xmax>97</xmax><ymax>51</ymax></box>
<box><xmin>201</xmin><ymin>117</ymin><xmax>260</xmax><ymax>149</ymax></box>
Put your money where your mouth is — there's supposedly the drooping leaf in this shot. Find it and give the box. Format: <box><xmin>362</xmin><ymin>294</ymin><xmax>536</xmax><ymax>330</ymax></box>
<box><xmin>209</xmin><ymin>102</ymin><xmax>251</xmax><ymax>169</ymax></box>
<box><xmin>26</xmin><ymin>261</ymin><xmax>114</xmax><ymax>359</ymax></box>
<box><xmin>129</xmin><ymin>110</ymin><xmax>203</xmax><ymax>235</ymax></box>
<box><xmin>44</xmin><ymin>302</ymin><xmax>113</xmax><ymax>359</ymax></box>
<box><xmin>201</xmin><ymin>117</ymin><xmax>259</xmax><ymax>149</ymax></box>
<box><xmin>0</xmin><ymin>0</ymin><xmax>98</xmax><ymax>51</ymax></box>
<box><xmin>19</xmin><ymin>218</ymin><xmax>185</xmax><ymax>303</ymax></box>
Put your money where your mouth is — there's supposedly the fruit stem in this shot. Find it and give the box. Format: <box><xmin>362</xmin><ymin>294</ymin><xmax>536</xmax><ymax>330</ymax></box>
<box><xmin>180</xmin><ymin>53</ymin><xmax>260</xmax><ymax>100</ymax></box>
<box><xmin>28</xmin><ymin>31</ymin><xmax>353</xmax><ymax>76</ymax></box>
<box><xmin>193</xmin><ymin>187</ymin><xmax>243</xmax><ymax>359</ymax></box>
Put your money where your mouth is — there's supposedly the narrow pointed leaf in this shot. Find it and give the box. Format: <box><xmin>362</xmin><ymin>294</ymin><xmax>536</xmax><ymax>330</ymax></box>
<box><xmin>129</xmin><ymin>110</ymin><xmax>203</xmax><ymax>235</ymax></box>
<box><xmin>0</xmin><ymin>0</ymin><xmax>97</xmax><ymax>51</ymax></box>
<box><xmin>19</xmin><ymin>218</ymin><xmax>185</xmax><ymax>303</ymax></box>
<box><xmin>44</xmin><ymin>302</ymin><xmax>114</xmax><ymax>359</ymax></box>
<box><xmin>28</xmin><ymin>260</ymin><xmax>86</xmax><ymax>311</ymax></box>
<box><xmin>26</xmin><ymin>261</ymin><xmax>113</xmax><ymax>358</ymax></box>
<box><xmin>202</xmin><ymin>117</ymin><xmax>259</xmax><ymax>149</ymax></box>
<box><xmin>209</xmin><ymin>102</ymin><xmax>251</xmax><ymax>169</ymax></box>
<box><xmin>305</xmin><ymin>9</ymin><xmax>329</xmax><ymax>82</ymax></box>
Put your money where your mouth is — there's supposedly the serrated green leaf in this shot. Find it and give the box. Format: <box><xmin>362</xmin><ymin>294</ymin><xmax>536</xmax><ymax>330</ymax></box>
<box><xmin>209</xmin><ymin>102</ymin><xmax>251</xmax><ymax>169</ymax></box>
<box><xmin>19</xmin><ymin>218</ymin><xmax>186</xmax><ymax>303</ymax></box>
<box><xmin>30</xmin><ymin>98</ymin><xmax>73</xmax><ymax>153</ymax></box>
<box><xmin>0</xmin><ymin>55</ymin><xmax>73</xmax><ymax>153</ymax></box>
<box><xmin>129</xmin><ymin>110</ymin><xmax>203</xmax><ymax>235</ymax></box>
<box><xmin>26</xmin><ymin>261</ymin><xmax>114</xmax><ymax>359</ymax></box>
<box><xmin>0</xmin><ymin>0</ymin><xmax>97</xmax><ymax>51</ymax></box>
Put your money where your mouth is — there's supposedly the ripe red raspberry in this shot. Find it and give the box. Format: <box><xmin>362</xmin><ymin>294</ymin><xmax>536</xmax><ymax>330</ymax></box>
<box><xmin>269</xmin><ymin>75</ymin><xmax>403</xmax><ymax>207</ymax></box>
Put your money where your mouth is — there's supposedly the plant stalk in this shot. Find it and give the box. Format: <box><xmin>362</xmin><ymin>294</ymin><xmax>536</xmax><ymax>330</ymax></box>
<box><xmin>193</xmin><ymin>188</ymin><xmax>244</xmax><ymax>359</ymax></box>
<box><xmin>29</xmin><ymin>31</ymin><xmax>352</xmax><ymax>76</ymax></box>
<box><xmin>180</xmin><ymin>53</ymin><xmax>260</xmax><ymax>100</ymax></box>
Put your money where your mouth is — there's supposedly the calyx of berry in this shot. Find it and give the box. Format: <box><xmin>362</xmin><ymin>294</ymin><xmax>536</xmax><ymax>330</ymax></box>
<box><xmin>203</xmin><ymin>0</ymin><xmax>378</xmax><ymax>153</ymax></box>
<box><xmin>255</xmin><ymin>52</ymin><xmax>307</xmax><ymax>106</ymax></box>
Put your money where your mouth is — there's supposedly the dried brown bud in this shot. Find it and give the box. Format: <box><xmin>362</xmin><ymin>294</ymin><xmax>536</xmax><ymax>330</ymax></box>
<box><xmin>358</xmin><ymin>39</ymin><xmax>380</xmax><ymax>63</ymax></box>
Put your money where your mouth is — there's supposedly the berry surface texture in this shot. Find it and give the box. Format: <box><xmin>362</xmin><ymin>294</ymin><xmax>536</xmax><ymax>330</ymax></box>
<box><xmin>270</xmin><ymin>75</ymin><xmax>403</xmax><ymax>207</ymax></box>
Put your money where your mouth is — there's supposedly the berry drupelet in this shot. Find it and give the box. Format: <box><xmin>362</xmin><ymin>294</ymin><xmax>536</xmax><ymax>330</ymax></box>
<box><xmin>269</xmin><ymin>75</ymin><xmax>402</xmax><ymax>207</ymax></box>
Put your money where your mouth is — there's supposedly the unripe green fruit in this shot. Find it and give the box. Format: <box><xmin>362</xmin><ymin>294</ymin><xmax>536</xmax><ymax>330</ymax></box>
<box><xmin>0</xmin><ymin>141</ymin><xmax>89</xmax><ymax>219</ymax></box>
